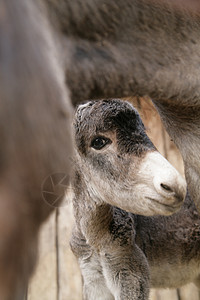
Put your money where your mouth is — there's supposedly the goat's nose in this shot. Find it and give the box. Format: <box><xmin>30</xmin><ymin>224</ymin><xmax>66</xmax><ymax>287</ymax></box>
<box><xmin>152</xmin><ymin>159</ymin><xmax>186</xmax><ymax>204</ymax></box>
<box><xmin>138</xmin><ymin>151</ymin><xmax>187</xmax><ymax>205</ymax></box>
<box><xmin>153</xmin><ymin>177</ymin><xmax>186</xmax><ymax>203</ymax></box>
<box><xmin>160</xmin><ymin>183</ymin><xmax>173</xmax><ymax>193</ymax></box>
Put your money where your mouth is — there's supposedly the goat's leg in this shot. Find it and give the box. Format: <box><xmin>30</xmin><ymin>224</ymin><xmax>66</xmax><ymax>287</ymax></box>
<box><xmin>79</xmin><ymin>253</ymin><xmax>114</xmax><ymax>300</ymax></box>
<box><xmin>100</xmin><ymin>245</ymin><xmax>150</xmax><ymax>300</ymax></box>
<box><xmin>70</xmin><ymin>229</ymin><xmax>114</xmax><ymax>300</ymax></box>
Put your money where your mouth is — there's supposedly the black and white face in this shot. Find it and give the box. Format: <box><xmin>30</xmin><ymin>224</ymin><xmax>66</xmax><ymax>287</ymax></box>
<box><xmin>74</xmin><ymin>99</ymin><xmax>186</xmax><ymax>216</ymax></box>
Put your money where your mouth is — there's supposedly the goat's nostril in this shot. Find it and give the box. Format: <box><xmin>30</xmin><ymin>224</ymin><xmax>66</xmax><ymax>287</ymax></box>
<box><xmin>160</xmin><ymin>183</ymin><xmax>173</xmax><ymax>193</ymax></box>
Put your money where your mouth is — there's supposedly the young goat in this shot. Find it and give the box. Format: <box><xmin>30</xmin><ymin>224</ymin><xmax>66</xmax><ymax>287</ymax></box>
<box><xmin>70</xmin><ymin>99</ymin><xmax>194</xmax><ymax>300</ymax></box>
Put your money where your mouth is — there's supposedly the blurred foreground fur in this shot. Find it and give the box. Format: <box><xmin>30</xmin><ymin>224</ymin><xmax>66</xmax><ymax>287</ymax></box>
<box><xmin>0</xmin><ymin>0</ymin><xmax>72</xmax><ymax>298</ymax></box>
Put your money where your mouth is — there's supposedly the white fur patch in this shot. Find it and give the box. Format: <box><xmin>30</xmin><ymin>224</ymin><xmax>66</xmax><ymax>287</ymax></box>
<box><xmin>79</xmin><ymin>254</ymin><xmax>114</xmax><ymax>300</ymax></box>
<box><xmin>83</xmin><ymin>151</ymin><xmax>186</xmax><ymax>216</ymax></box>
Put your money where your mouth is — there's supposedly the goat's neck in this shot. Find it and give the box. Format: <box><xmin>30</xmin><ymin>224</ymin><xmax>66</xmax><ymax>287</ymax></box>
<box><xmin>73</xmin><ymin>170</ymin><xmax>113</xmax><ymax>249</ymax></box>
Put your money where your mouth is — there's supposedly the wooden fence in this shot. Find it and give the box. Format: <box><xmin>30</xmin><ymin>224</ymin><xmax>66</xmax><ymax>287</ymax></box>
<box><xmin>27</xmin><ymin>98</ymin><xmax>199</xmax><ymax>300</ymax></box>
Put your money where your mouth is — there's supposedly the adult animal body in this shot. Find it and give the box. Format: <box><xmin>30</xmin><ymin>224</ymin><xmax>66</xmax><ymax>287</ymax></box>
<box><xmin>45</xmin><ymin>0</ymin><xmax>200</xmax><ymax>212</ymax></box>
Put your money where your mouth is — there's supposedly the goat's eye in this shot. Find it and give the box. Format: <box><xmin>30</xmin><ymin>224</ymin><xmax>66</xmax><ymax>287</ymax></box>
<box><xmin>90</xmin><ymin>136</ymin><xmax>111</xmax><ymax>150</ymax></box>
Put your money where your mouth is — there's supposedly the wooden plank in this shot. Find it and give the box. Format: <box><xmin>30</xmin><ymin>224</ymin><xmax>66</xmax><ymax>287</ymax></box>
<box><xmin>27</xmin><ymin>212</ymin><xmax>57</xmax><ymax>300</ymax></box>
<box><xmin>57</xmin><ymin>194</ymin><xmax>82</xmax><ymax>300</ymax></box>
<box><xmin>161</xmin><ymin>128</ymin><xmax>185</xmax><ymax>176</ymax></box>
<box><xmin>150</xmin><ymin>288</ymin><xmax>179</xmax><ymax>300</ymax></box>
<box><xmin>178</xmin><ymin>283</ymin><xmax>200</xmax><ymax>300</ymax></box>
<box><xmin>127</xmin><ymin>97</ymin><xmax>169</xmax><ymax>161</ymax></box>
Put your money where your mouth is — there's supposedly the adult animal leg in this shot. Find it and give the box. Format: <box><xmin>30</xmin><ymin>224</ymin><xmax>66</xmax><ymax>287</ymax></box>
<box><xmin>0</xmin><ymin>0</ymin><xmax>72</xmax><ymax>298</ymax></box>
<box><xmin>0</xmin><ymin>192</ymin><xmax>38</xmax><ymax>300</ymax></box>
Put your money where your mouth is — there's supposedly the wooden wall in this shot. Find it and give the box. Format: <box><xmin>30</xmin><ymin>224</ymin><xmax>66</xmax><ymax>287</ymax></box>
<box><xmin>27</xmin><ymin>97</ymin><xmax>199</xmax><ymax>300</ymax></box>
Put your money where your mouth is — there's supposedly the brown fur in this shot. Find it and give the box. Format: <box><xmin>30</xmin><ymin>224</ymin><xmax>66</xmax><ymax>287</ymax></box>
<box><xmin>0</xmin><ymin>0</ymin><xmax>72</xmax><ymax>298</ymax></box>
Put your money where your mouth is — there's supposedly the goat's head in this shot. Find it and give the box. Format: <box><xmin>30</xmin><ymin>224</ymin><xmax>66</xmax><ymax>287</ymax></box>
<box><xmin>73</xmin><ymin>99</ymin><xmax>186</xmax><ymax>216</ymax></box>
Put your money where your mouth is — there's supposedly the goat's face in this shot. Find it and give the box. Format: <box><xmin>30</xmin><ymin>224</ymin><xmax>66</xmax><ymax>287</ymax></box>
<box><xmin>74</xmin><ymin>99</ymin><xmax>186</xmax><ymax>216</ymax></box>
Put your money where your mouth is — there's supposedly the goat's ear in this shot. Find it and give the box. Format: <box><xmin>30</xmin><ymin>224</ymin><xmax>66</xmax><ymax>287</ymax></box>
<box><xmin>148</xmin><ymin>0</ymin><xmax>200</xmax><ymax>14</ymax></box>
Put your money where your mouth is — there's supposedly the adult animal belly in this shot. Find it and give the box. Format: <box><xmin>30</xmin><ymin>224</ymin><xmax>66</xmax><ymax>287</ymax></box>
<box><xmin>149</xmin><ymin>260</ymin><xmax>200</xmax><ymax>289</ymax></box>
